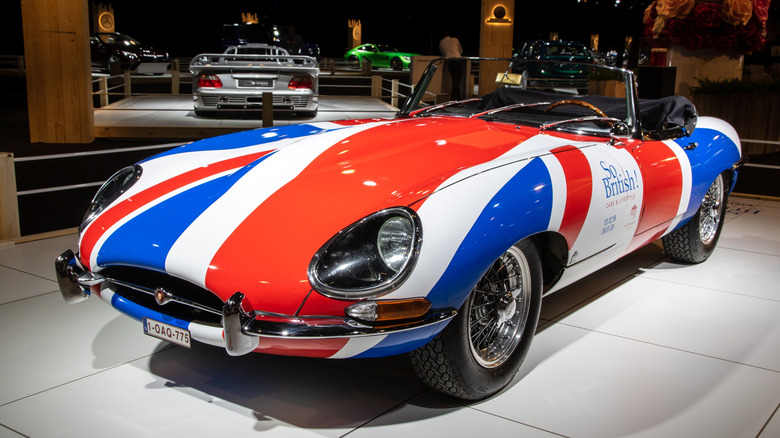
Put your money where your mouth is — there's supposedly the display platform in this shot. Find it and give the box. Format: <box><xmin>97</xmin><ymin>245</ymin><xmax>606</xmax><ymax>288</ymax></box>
<box><xmin>1</xmin><ymin>196</ymin><xmax>779</xmax><ymax>437</ymax></box>
<box><xmin>93</xmin><ymin>95</ymin><xmax>399</xmax><ymax>138</ymax></box>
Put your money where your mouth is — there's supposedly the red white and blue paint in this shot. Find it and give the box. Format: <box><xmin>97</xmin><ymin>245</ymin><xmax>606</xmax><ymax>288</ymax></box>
<box><xmin>71</xmin><ymin>113</ymin><xmax>740</xmax><ymax>359</ymax></box>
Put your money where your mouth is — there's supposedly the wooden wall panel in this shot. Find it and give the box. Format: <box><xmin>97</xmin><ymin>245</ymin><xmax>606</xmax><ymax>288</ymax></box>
<box><xmin>479</xmin><ymin>0</ymin><xmax>515</xmax><ymax>96</ymax></box>
<box><xmin>21</xmin><ymin>0</ymin><xmax>94</xmax><ymax>143</ymax></box>
<box><xmin>0</xmin><ymin>153</ymin><xmax>21</xmax><ymax>240</ymax></box>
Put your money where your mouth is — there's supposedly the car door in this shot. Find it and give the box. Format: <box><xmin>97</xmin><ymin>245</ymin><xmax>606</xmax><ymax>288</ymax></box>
<box><xmin>361</xmin><ymin>45</ymin><xmax>381</xmax><ymax>64</ymax></box>
<box><xmin>624</xmin><ymin>139</ymin><xmax>691</xmax><ymax>252</ymax></box>
<box><xmin>542</xmin><ymin>139</ymin><xmax>645</xmax><ymax>290</ymax></box>
<box><xmin>90</xmin><ymin>37</ymin><xmax>109</xmax><ymax>69</ymax></box>
<box><xmin>547</xmin><ymin>140</ymin><xmax>644</xmax><ymax>264</ymax></box>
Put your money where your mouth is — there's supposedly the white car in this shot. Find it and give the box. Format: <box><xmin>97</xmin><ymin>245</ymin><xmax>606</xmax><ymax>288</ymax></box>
<box><xmin>190</xmin><ymin>44</ymin><xmax>319</xmax><ymax>117</ymax></box>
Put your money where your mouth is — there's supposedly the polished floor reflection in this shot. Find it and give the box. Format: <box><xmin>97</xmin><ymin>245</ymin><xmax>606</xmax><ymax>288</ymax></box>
<box><xmin>93</xmin><ymin>95</ymin><xmax>399</xmax><ymax>136</ymax></box>
<box><xmin>1</xmin><ymin>196</ymin><xmax>778</xmax><ymax>437</ymax></box>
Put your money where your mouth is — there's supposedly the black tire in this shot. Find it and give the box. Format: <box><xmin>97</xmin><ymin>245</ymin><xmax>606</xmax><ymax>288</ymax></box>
<box><xmin>347</xmin><ymin>55</ymin><xmax>360</xmax><ymax>66</ymax></box>
<box><xmin>411</xmin><ymin>238</ymin><xmax>543</xmax><ymax>400</ymax></box>
<box><xmin>662</xmin><ymin>172</ymin><xmax>728</xmax><ymax>263</ymax></box>
<box><xmin>391</xmin><ymin>57</ymin><xmax>404</xmax><ymax>71</ymax></box>
<box><xmin>107</xmin><ymin>54</ymin><xmax>121</xmax><ymax>73</ymax></box>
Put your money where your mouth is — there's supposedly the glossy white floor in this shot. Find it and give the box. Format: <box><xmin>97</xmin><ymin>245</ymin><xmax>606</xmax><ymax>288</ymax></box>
<box><xmin>93</xmin><ymin>95</ymin><xmax>399</xmax><ymax>131</ymax></box>
<box><xmin>1</xmin><ymin>196</ymin><xmax>779</xmax><ymax>438</ymax></box>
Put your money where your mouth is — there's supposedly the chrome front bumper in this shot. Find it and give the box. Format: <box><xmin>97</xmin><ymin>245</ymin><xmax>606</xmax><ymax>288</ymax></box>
<box><xmin>55</xmin><ymin>249</ymin><xmax>99</xmax><ymax>304</ymax></box>
<box><xmin>55</xmin><ymin>250</ymin><xmax>456</xmax><ymax>356</ymax></box>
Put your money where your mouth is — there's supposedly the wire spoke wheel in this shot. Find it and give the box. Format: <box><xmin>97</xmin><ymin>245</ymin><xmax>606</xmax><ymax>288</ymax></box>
<box><xmin>662</xmin><ymin>172</ymin><xmax>729</xmax><ymax>264</ymax></box>
<box><xmin>410</xmin><ymin>238</ymin><xmax>542</xmax><ymax>400</ymax></box>
<box><xmin>699</xmin><ymin>175</ymin><xmax>724</xmax><ymax>245</ymax></box>
<box><xmin>468</xmin><ymin>246</ymin><xmax>531</xmax><ymax>368</ymax></box>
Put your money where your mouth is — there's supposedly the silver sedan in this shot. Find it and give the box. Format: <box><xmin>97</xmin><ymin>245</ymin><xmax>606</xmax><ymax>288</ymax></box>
<box><xmin>190</xmin><ymin>44</ymin><xmax>319</xmax><ymax>117</ymax></box>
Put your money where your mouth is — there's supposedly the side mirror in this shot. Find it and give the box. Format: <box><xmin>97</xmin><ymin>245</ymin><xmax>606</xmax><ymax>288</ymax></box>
<box><xmin>610</xmin><ymin>121</ymin><xmax>630</xmax><ymax>137</ymax></box>
<box><xmin>609</xmin><ymin>121</ymin><xmax>630</xmax><ymax>145</ymax></box>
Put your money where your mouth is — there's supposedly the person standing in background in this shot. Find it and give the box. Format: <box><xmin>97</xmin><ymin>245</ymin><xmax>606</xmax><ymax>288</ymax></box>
<box><xmin>440</xmin><ymin>32</ymin><xmax>465</xmax><ymax>100</ymax></box>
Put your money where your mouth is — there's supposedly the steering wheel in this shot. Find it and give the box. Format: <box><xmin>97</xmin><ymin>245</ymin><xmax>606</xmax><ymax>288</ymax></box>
<box><xmin>543</xmin><ymin>100</ymin><xmax>608</xmax><ymax>118</ymax></box>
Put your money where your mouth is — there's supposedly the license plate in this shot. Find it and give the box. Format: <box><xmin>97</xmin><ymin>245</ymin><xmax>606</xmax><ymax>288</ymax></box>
<box><xmin>143</xmin><ymin>317</ymin><xmax>191</xmax><ymax>348</ymax></box>
<box><xmin>238</xmin><ymin>79</ymin><xmax>272</xmax><ymax>87</ymax></box>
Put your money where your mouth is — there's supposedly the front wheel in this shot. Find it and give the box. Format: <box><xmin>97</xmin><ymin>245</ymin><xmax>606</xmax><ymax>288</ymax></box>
<box><xmin>662</xmin><ymin>172</ymin><xmax>728</xmax><ymax>263</ymax></box>
<box><xmin>106</xmin><ymin>54</ymin><xmax>121</xmax><ymax>73</ymax></box>
<box><xmin>411</xmin><ymin>238</ymin><xmax>543</xmax><ymax>400</ymax></box>
<box><xmin>391</xmin><ymin>57</ymin><xmax>404</xmax><ymax>71</ymax></box>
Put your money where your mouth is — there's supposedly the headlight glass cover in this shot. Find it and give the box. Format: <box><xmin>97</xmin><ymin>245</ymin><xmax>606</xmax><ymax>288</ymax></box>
<box><xmin>80</xmin><ymin>165</ymin><xmax>142</xmax><ymax>232</ymax></box>
<box><xmin>309</xmin><ymin>207</ymin><xmax>422</xmax><ymax>299</ymax></box>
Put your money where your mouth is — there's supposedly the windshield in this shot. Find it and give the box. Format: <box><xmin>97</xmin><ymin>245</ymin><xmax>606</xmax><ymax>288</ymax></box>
<box><xmin>228</xmin><ymin>45</ymin><xmax>289</xmax><ymax>55</ymax></box>
<box><xmin>98</xmin><ymin>33</ymin><xmax>140</xmax><ymax>47</ymax></box>
<box><xmin>376</xmin><ymin>45</ymin><xmax>397</xmax><ymax>53</ymax></box>
<box><xmin>401</xmin><ymin>58</ymin><xmax>637</xmax><ymax>138</ymax></box>
<box><xmin>542</xmin><ymin>44</ymin><xmax>590</xmax><ymax>57</ymax></box>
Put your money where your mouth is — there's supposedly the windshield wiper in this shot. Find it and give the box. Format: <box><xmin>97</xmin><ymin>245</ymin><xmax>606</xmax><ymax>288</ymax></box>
<box><xmin>539</xmin><ymin>116</ymin><xmax>621</xmax><ymax>132</ymax></box>
<box><xmin>410</xmin><ymin>98</ymin><xmax>481</xmax><ymax>117</ymax></box>
<box><xmin>470</xmin><ymin>102</ymin><xmax>551</xmax><ymax>119</ymax></box>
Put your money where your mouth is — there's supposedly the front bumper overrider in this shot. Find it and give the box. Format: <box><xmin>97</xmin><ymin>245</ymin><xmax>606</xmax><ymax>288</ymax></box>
<box><xmin>55</xmin><ymin>250</ymin><xmax>456</xmax><ymax>356</ymax></box>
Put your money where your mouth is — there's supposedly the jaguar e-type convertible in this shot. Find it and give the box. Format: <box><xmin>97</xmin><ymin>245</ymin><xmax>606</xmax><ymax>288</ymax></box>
<box><xmin>56</xmin><ymin>59</ymin><xmax>742</xmax><ymax>400</ymax></box>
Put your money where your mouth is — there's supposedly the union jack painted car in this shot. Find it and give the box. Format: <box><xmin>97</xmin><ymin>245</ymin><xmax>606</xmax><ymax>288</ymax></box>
<box><xmin>56</xmin><ymin>59</ymin><xmax>742</xmax><ymax>400</ymax></box>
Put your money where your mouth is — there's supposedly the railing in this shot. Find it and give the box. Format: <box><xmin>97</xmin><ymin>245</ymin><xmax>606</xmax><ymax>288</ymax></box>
<box><xmin>92</xmin><ymin>58</ymin><xmax>193</xmax><ymax>107</ymax></box>
<box><xmin>373</xmin><ymin>76</ymin><xmax>414</xmax><ymax>108</ymax></box>
<box><xmin>0</xmin><ymin>56</ymin><xmax>25</xmax><ymax>77</ymax></box>
<box><xmin>90</xmin><ymin>57</ymin><xmax>412</xmax><ymax>127</ymax></box>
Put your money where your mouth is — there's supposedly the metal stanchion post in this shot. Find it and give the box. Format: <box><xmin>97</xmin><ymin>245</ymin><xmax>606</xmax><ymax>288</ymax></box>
<box><xmin>262</xmin><ymin>92</ymin><xmax>273</xmax><ymax>127</ymax></box>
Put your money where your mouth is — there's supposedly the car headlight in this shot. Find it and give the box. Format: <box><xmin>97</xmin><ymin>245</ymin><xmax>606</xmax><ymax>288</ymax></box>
<box><xmin>80</xmin><ymin>165</ymin><xmax>142</xmax><ymax>232</ymax></box>
<box><xmin>308</xmin><ymin>207</ymin><xmax>422</xmax><ymax>299</ymax></box>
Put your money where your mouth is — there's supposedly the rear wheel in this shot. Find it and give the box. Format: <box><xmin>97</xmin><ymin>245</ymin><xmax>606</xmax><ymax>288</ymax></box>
<box><xmin>411</xmin><ymin>238</ymin><xmax>542</xmax><ymax>400</ymax></box>
<box><xmin>663</xmin><ymin>172</ymin><xmax>728</xmax><ymax>263</ymax></box>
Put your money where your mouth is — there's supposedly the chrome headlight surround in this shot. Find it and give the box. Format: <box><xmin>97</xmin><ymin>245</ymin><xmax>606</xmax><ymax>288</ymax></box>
<box><xmin>79</xmin><ymin>165</ymin><xmax>142</xmax><ymax>232</ymax></box>
<box><xmin>308</xmin><ymin>207</ymin><xmax>422</xmax><ymax>299</ymax></box>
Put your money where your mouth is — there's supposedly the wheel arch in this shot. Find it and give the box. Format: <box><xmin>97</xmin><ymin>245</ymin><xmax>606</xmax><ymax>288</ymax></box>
<box><xmin>527</xmin><ymin>231</ymin><xmax>568</xmax><ymax>293</ymax></box>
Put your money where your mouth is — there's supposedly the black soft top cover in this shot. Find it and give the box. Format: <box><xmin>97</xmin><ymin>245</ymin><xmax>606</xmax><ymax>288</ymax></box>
<box><xmin>479</xmin><ymin>87</ymin><xmax>697</xmax><ymax>132</ymax></box>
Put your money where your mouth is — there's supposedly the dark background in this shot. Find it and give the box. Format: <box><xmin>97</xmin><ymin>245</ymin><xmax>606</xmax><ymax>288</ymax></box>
<box><xmin>2</xmin><ymin>1</ymin><xmax>652</xmax><ymax>59</ymax></box>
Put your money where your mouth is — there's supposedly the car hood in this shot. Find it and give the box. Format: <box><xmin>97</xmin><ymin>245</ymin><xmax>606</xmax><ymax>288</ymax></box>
<box><xmin>80</xmin><ymin>118</ymin><xmax>540</xmax><ymax>314</ymax></box>
<box><xmin>535</xmin><ymin>58</ymin><xmax>593</xmax><ymax>77</ymax></box>
<box><xmin>109</xmin><ymin>44</ymin><xmax>166</xmax><ymax>56</ymax></box>
<box><xmin>543</xmin><ymin>55</ymin><xmax>592</xmax><ymax>62</ymax></box>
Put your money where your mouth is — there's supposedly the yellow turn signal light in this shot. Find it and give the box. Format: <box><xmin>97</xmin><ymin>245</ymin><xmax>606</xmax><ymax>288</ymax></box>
<box><xmin>346</xmin><ymin>298</ymin><xmax>431</xmax><ymax>323</ymax></box>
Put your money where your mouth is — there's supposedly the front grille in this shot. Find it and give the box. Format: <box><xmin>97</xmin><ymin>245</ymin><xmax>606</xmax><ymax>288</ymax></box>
<box><xmin>203</xmin><ymin>95</ymin><xmax>310</xmax><ymax>109</ymax></box>
<box><xmin>280</xmin><ymin>96</ymin><xmax>310</xmax><ymax>107</ymax></box>
<box><xmin>100</xmin><ymin>266</ymin><xmax>224</xmax><ymax>324</ymax></box>
<box><xmin>202</xmin><ymin>96</ymin><xmax>219</xmax><ymax>106</ymax></box>
<box><xmin>140</xmin><ymin>55</ymin><xmax>166</xmax><ymax>62</ymax></box>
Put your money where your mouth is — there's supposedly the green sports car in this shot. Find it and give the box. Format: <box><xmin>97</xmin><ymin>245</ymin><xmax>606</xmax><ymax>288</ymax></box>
<box><xmin>344</xmin><ymin>44</ymin><xmax>419</xmax><ymax>70</ymax></box>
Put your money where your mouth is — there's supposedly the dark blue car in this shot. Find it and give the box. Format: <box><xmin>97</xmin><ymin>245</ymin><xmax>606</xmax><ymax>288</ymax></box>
<box><xmin>512</xmin><ymin>40</ymin><xmax>595</xmax><ymax>93</ymax></box>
